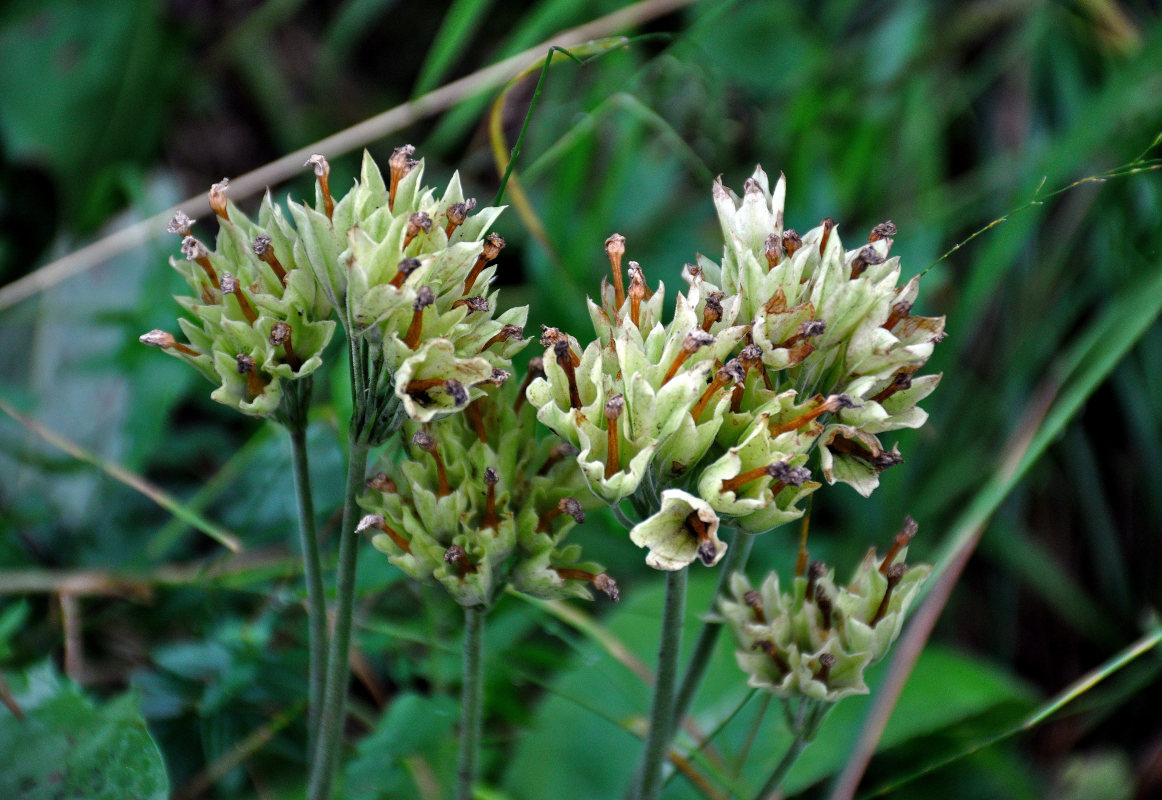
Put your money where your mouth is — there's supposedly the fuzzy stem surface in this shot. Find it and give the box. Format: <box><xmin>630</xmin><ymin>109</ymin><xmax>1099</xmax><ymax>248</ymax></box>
<box><xmin>457</xmin><ymin>606</ymin><xmax>486</xmax><ymax>800</ymax></box>
<box><xmin>671</xmin><ymin>529</ymin><xmax>754</xmax><ymax>736</ymax></box>
<box><xmin>289</xmin><ymin>423</ymin><xmax>328</xmax><ymax>758</ymax></box>
<box><xmin>636</xmin><ymin>567</ymin><xmax>688</xmax><ymax>800</ymax></box>
<box><xmin>307</xmin><ymin>438</ymin><xmax>369</xmax><ymax>800</ymax></box>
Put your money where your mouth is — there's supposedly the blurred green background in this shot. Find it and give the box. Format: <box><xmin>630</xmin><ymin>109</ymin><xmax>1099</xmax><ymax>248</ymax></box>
<box><xmin>2</xmin><ymin>0</ymin><xmax>1161</xmax><ymax>797</ymax></box>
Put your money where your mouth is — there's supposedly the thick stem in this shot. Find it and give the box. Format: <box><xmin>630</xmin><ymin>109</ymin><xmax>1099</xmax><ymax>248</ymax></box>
<box><xmin>457</xmin><ymin>606</ymin><xmax>486</xmax><ymax>800</ymax></box>
<box><xmin>307</xmin><ymin>439</ymin><xmax>369</xmax><ymax>800</ymax></box>
<box><xmin>289</xmin><ymin>424</ymin><xmax>328</xmax><ymax>760</ymax></box>
<box><xmin>670</xmin><ymin>530</ymin><xmax>754</xmax><ymax>737</ymax></box>
<box><xmin>636</xmin><ymin>568</ymin><xmax>688</xmax><ymax>800</ymax></box>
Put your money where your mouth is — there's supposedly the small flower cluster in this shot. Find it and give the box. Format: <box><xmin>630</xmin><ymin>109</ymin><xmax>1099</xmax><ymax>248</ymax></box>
<box><xmin>527</xmin><ymin>167</ymin><xmax>944</xmax><ymax>569</ymax></box>
<box><xmin>141</xmin><ymin>180</ymin><xmax>336</xmax><ymax>421</ymax></box>
<box><xmin>719</xmin><ymin>518</ymin><xmax>929</xmax><ymax>703</ymax></box>
<box><xmin>357</xmin><ymin>370</ymin><xmax>618</xmax><ymax>608</ymax></box>
<box><xmin>293</xmin><ymin>148</ymin><xmax>527</xmax><ymax>427</ymax></box>
<box><xmin>141</xmin><ymin>147</ymin><xmax>527</xmax><ymax>433</ymax></box>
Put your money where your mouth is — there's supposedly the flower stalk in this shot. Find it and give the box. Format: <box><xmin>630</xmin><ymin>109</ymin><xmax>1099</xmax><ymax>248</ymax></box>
<box><xmin>307</xmin><ymin>439</ymin><xmax>369</xmax><ymax>800</ymax></box>
<box><xmin>457</xmin><ymin>606</ymin><xmax>486</xmax><ymax>800</ymax></box>
<box><xmin>635</xmin><ymin>567</ymin><xmax>688</xmax><ymax>800</ymax></box>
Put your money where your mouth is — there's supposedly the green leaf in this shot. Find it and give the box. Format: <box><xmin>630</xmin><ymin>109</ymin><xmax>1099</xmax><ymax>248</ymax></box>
<box><xmin>0</xmin><ymin>662</ymin><xmax>169</xmax><ymax>800</ymax></box>
<box><xmin>342</xmin><ymin>691</ymin><xmax>459</xmax><ymax>800</ymax></box>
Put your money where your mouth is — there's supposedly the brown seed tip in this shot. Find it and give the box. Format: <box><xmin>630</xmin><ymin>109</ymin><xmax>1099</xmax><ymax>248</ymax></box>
<box><xmin>270</xmin><ymin>322</ymin><xmax>292</xmax><ymax>346</ymax></box>
<box><xmin>219</xmin><ymin>273</ymin><xmax>240</xmax><ymax>294</ymax></box>
<box><xmin>181</xmin><ymin>236</ymin><xmax>209</xmax><ymax>261</ymax></box>
<box><xmin>499</xmin><ymin>324</ymin><xmax>524</xmax><ymax>341</ymax></box>
<box><xmin>853</xmin><ymin>245</ymin><xmax>886</xmax><ymax>267</ymax></box>
<box><xmin>446</xmin><ymin>199</ymin><xmax>476</xmax><ymax>226</ymax></box>
<box><xmin>901</xmin><ymin>515</ymin><xmax>918</xmax><ymax>539</ymax></box>
<box><xmin>743</xmin><ymin>589</ymin><xmax>762</xmax><ymax>609</ymax></box>
<box><xmin>871</xmin><ymin>450</ymin><xmax>904</xmax><ymax>470</ymax></box>
<box><xmin>390</xmin><ymin>144</ymin><xmax>415</xmax><ymax>169</ymax></box>
<box><xmin>209</xmin><ymin>178</ymin><xmax>230</xmax><ymax>217</ymax></box>
<box><xmin>683</xmin><ymin>262</ymin><xmax>703</xmax><ymax>280</ymax></box>
<box><xmin>683</xmin><ymin>330</ymin><xmax>716</xmax><ymax>353</ymax></box>
<box><xmin>407</xmin><ymin>212</ymin><xmax>432</xmax><ymax>235</ymax></box>
<box><xmin>768</xmin><ymin>461</ymin><xmax>811</xmax><ymax>486</ymax></box>
<box><xmin>722</xmin><ymin>359</ymin><xmax>747</xmax><ymax>385</ymax></box>
<box><xmin>705</xmin><ymin>291</ymin><xmax>724</xmax><ymax>317</ymax></box>
<box><xmin>462</xmin><ymin>296</ymin><xmax>489</xmax><ymax>313</ymax></box>
<box><xmin>488</xmin><ymin>368</ymin><xmax>511</xmax><ymax>385</ymax></box>
<box><xmin>782</xmin><ymin>229</ymin><xmax>803</xmax><ymax>257</ymax></box>
<box><xmin>252</xmin><ymin>234</ymin><xmax>273</xmax><ymax>257</ymax></box>
<box><xmin>444</xmin><ymin>544</ymin><xmax>466</xmax><ymax>565</ymax></box>
<box><xmin>140</xmin><ymin>330</ymin><xmax>175</xmax><ymax>348</ymax></box>
<box><xmin>552</xmin><ymin>338</ymin><xmax>571</xmax><ymax>359</ymax></box>
<box><xmin>743</xmin><ymin>177</ymin><xmax>763</xmax><ymax>195</ymax></box>
<box><xmin>594</xmin><ymin>573</ymin><xmax>620</xmax><ymax>602</ymax></box>
<box><xmin>398</xmin><ymin>257</ymin><xmax>422</xmax><ymax>276</ymax></box>
<box><xmin>367</xmin><ymin>472</ymin><xmax>397</xmax><ymax>493</ymax></box>
<box><xmin>604</xmin><ymin>233</ymin><xmax>626</xmax><ymax>258</ymax></box>
<box><xmin>235</xmin><ymin>353</ymin><xmax>256</xmax><ymax>374</ymax></box>
<box><xmin>559</xmin><ymin>497</ymin><xmax>586</xmax><ymax>524</ymax></box>
<box><xmin>739</xmin><ymin>344</ymin><xmax>763</xmax><ymax>367</ymax></box>
<box><xmin>527</xmin><ymin>357</ymin><xmax>546</xmax><ymax>379</ymax></box>
<box><xmin>481</xmin><ymin>232</ymin><xmax>505</xmax><ymax>261</ymax></box>
<box><xmin>540</xmin><ymin>325</ymin><xmax>564</xmax><ymax>347</ymax></box>
<box><xmin>604</xmin><ymin>394</ymin><xmax>625</xmax><ymax>420</ymax></box>
<box><xmin>817</xmin><ymin>652</ymin><xmax>837</xmax><ymax>681</ymax></box>
<box><xmin>356</xmin><ymin>513</ymin><xmax>385</xmax><ymax>533</ymax></box>
<box><xmin>305</xmin><ymin>154</ymin><xmax>330</xmax><ymax>178</ymax></box>
<box><xmin>413</xmin><ymin>286</ymin><xmax>435</xmax><ymax>311</ymax></box>
<box><xmin>869</xmin><ymin>221</ymin><xmax>898</xmax><ymax>242</ymax></box>
<box><xmin>885</xmin><ymin>562</ymin><xmax>907</xmax><ymax>584</ymax></box>
<box><xmin>411</xmin><ymin>430</ymin><xmax>436</xmax><ymax>452</ymax></box>
<box><xmin>166</xmin><ymin>211</ymin><xmax>195</xmax><ymax>236</ymax></box>
<box><xmin>800</xmin><ymin>318</ymin><xmax>827</xmax><ymax>338</ymax></box>
<box><xmin>444</xmin><ymin>379</ymin><xmax>469</xmax><ymax>406</ymax></box>
<box><xmin>828</xmin><ymin>393</ymin><xmax>860</xmax><ymax>411</ymax></box>
<box><xmin>697</xmin><ymin>539</ymin><xmax>719</xmax><ymax>567</ymax></box>
<box><xmin>483</xmin><ymin>466</ymin><xmax>499</xmax><ymax>485</ymax></box>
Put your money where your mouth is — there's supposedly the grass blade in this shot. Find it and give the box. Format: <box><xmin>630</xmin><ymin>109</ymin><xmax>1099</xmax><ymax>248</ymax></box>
<box><xmin>0</xmin><ymin>396</ymin><xmax>243</xmax><ymax>554</ymax></box>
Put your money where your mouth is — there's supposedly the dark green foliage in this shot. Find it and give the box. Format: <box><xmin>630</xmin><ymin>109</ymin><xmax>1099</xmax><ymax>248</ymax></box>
<box><xmin>2</xmin><ymin>0</ymin><xmax>1162</xmax><ymax>797</ymax></box>
<box><xmin>0</xmin><ymin>663</ymin><xmax>168</xmax><ymax>800</ymax></box>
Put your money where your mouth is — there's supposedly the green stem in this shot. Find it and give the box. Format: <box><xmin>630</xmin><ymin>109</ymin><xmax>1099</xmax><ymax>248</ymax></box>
<box><xmin>753</xmin><ymin>699</ymin><xmax>825</xmax><ymax>800</ymax></box>
<box><xmin>288</xmin><ymin>424</ymin><xmax>328</xmax><ymax>759</ymax></box>
<box><xmin>753</xmin><ymin>730</ymin><xmax>809</xmax><ymax>800</ymax></box>
<box><xmin>636</xmin><ymin>568</ymin><xmax>688</xmax><ymax>800</ymax></box>
<box><xmin>457</xmin><ymin>606</ymin><xmax>486</xmax><ymax>800</ymax></box>
<box><xmin>307</xmin><ymin>438</ymin><xmax>369</xmax><ymax>800</ymax></box>
<box><xmin>670</xmin><ymin>529</ymin><xmax>753</xmax><ymax>738</ymax></box>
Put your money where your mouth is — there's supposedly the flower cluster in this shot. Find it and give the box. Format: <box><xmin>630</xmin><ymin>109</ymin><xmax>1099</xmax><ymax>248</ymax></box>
<box><xmin>140</xmin><ymin>181</ymin><xmax>336</xmax><ymax>422</ymax></box>
<box><xmin>292</xmin><ymin>148</ymin><xmax>527</xmax><ymax>429</ymax></box>
<box><xmin>141</xmin><ymin>147</ymin><xmax>527</xmax><ymax>435</ymax></box>
<box><xmin>357</xmin><ymin>371</ymin><xmax>617</xmax><ymax>608</ymax></box>
<box><xmin>527</xmin><ymin>167</ymin><xmax>944</xmax><ymax>569</ymax></box>
<box><xmin>719</xmin><ymin>518</ymin><xmax>929</xmax><ymax>703</ymax></box>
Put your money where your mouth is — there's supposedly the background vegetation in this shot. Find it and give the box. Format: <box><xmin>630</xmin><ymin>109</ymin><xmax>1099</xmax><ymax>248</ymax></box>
<box><xmin>1</xmin><ymin>0</ymin><xmax>1161</xmax><ymax>797</ymax></box>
